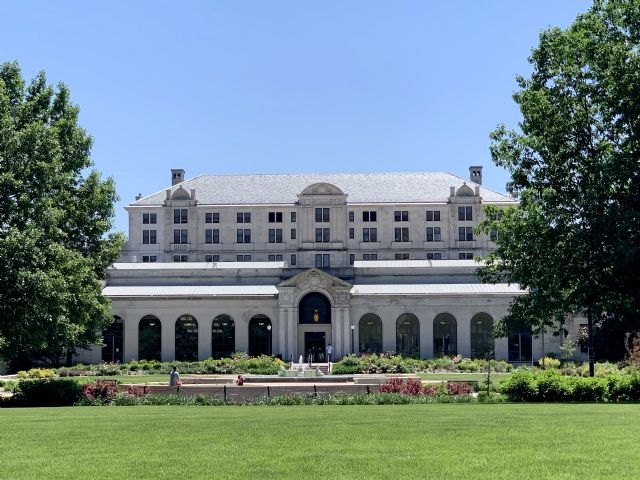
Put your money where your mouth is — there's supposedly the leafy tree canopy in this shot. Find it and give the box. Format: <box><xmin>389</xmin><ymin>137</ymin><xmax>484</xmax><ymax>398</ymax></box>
<box><xmin>0</xmin><ymin>61</ymin><xmax>124</xmax><ymax>367</ymax></box>
<box><xmin>477</xmin><ymin>0</ymin><xmax>640</xmax><ymax>341</ymax></box>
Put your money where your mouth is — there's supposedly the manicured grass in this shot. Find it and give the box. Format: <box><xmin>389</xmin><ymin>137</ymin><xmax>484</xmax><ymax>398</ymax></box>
<box><xmin>1</xmin><ymin>404</ymin><xmax>638</xmax><ymax>479</ymax></box>
<box><xmin>69</xmin><ymin>374</ymin><xmax>174</xmax><ymax>384</ymax></box>
<box><xmin>418</xmin><ymin>372</ymin><xmax>511</xmax><ymax>382</ymax></box>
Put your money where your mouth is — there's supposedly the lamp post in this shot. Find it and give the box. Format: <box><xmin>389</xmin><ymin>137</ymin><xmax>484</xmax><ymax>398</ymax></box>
<box><xmin>266</xmin><ymin>324</ymin><xmax>272</xmax><ymax>356</ymax></box>
<box><xmin>350</xmin><ymin>324</ymin><xmax>355</xmax><ymax>355</ymax></box>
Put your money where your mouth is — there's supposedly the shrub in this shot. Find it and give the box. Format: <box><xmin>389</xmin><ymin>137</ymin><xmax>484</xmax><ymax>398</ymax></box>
<box><xmin>609</xmin><ymin>373</ymin><xmax>640</xmax><ymax>401</ymax></box>
<box><xmin>499</xmin><ymin>370</ymin><xmax>538</xmax><ymax>401</ymax></box>
<box><xmin>10</xmin><ymin>379</ymin><xmax>83</xmax><ymax>407</ymax></box>
<box><xmin>82</xmin><ymin>381</ymin><xmax>118</xmax><ymax>405</ymax></box>
<box><xmin>572</xmin><ymin>377</ymin><xmax>609</xmax><ymax>402</ymax></box>
<box><xmin>539</xmin><ymin>357</ymin><xmax>561</xmax><ymax>370</ymax></box>
<box><xmin>17</xmin><ymin>368</ymin><xmax>57</xmax><ymax>379</ymax></box>
<box><xmin>446</xmin><ymin>382</ymin><xmax>473</xmax><ymax>395</ymax></box>
<box><xmin>535</xmin><ymin>371</ymin><xmax>573</xmax><ymax>401</ymax></box>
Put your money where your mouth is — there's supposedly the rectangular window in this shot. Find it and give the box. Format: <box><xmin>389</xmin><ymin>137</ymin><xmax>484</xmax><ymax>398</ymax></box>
<box><xmin>458</xmin><ymin>206</ymin><xmax>473</xmax><ymax>221</ymax></box>
<box><xmin>363</xmin><ymin>253</ymin><xmax>378</xmax><ymax>261</ymax></box>
<box><xmin>348</xmin><ymin>211</ymin><xmax>354</xmax><ymax>222</ymax></box>
<box><xmin>315</xmin><ymin>254</ymin><xmax>330</xmax><ymax>268</ymax></box>
<box><xmin>315</xmin><ymin>208</ymin><xmax>330</xmax><ymax>222</ymax></box>
<box><xmin>236</xmin><ymin>212</ymin><xmax>251</xmax><ymax>223</ymax></box>
<box><xmin>142</xmin><ymin>255</ymin><xmax>157</xmax><ymax>263</ymax></box>
<box><xmin>394</xmin><ymin>227</ymin><xmax>409</xmax><ymax>242</ymax></box>
<box><xmin>268</xmin><ymin>212</ymin><xmax>283</xmax><ymax>223</ymax></box>
<box><xmin>205</xmin><ymin>229</ymin><xmax>219</xmax><ymax>244</ymax></box>
<box><xmin>426</xmin><ymin>210</ymin><xmax>440</xmax><ymax>222</ymax></box>
<box><xmin>237</xmin><ymin>229</ymin><xmax>251</xmax><ymax>243</ymax></box>
<box><xmin>205</xmin><ymin>212</ymin><xmax>220</xmax><ymax>223</ymax></box>
<box><xmin>363</xmin><ymin>228</ymin><xmax>378</xmax><ymax>242</ymax></box>
<box><xmin>349</xmin><ymin>228</ymin><xmax>354</xmax><ymax>239</ymax></box>
<box><xmin>426</xmin><ymin>227</ymin><xmax>441</xmax><ymax>242</ymax></box>
<box><xmin>142</xmin><ymin>229</ymin><xmax>157</xmax><ymax>244</ymax></box>
<box><xmin>291</xmin><ymin>228</ymin><xmax>296</xmax><ymax>240</ymax></box>
<box><xmin>291</xmin><ymin>212</ymin><xmax>297</xmax><ymax>223</ymax></box>
<box><xmin>394</xmin><ymin>253</ymin><xmax>409</xmax><ymax>260</ymax></box>
<box><xmin>290</xmin><ymin>254</ymin><xmax>297</xmax><ymax>266</ymax></box>
<box><xmin>268</xmin><ymin>254</ymin><xmax>283</xmax><ymax>261</ymax></box>
<box><xmin>143</xmin><ymin>213</ymin><xmax>157</xmax><ymax>224</ymax></box>
<box><xmin>363</xmin><ymin>211</ymin><xmax>377</xmax><ymax>222</ymax></box>
<box><xmin>349</xmin><ymin>254</ymin><xmax>355</xmax><ymax>265</ymax></box>
<box><xmin>173</xmin><ymin>255</ymin><xmax>188</xmax><ymax>262</ymax></box>
<box><xmin>458</xmin><ymin>252</ymin><xmax>474</xmax><ymax>260</ymax></box>
<box><xmin>236</xmin><ymin>255</ymin><xmax>251</xmax><ymax>262</ymax></box>
<box><xmin>426</xmin><ymin>252</ymin><xmax>441</xmax><ymax>260</ymax></box>
<box><xmin>205</xmin><ymin>254</ymin><xmax>219</xmax><ymax>262</ymax></box>
<box><xmin>174</xmin><ymin>209</ymin><xmax>188</xmax><ymax>224</ymax></box>
<box><xmin>394</xmin><ymin>210</ymin><xmax>409</xmax><ymax>222</ymax></box>
<box><xmin>268</xmin><ymin>228</ymin><xmax>283</xmax><ymax>243</ymax></box>
<box><xmin>490</xmin><ymin>229</ymin><xmax>498</xmax><ymax>242</ymax></box>
<box><xmin>316</xmin><ymin>228</ymin><xmax>330</xmax><ymax>242</ymax></box>
<box><xmin>458</xmin><ymin>227</ymin><xmax>473</xmax><ymax>241</ymax></box>
<box><xmin>173</xmin><ymin>229</ymin><xmax>188</xmax><ymax>244</ymax></box>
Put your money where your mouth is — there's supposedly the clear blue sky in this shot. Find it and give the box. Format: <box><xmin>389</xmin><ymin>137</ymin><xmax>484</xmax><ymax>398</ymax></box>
<box><xmin>2</xmin><ymin>1</ymin><xmax>592</xmax><ymax>234</ymax></box>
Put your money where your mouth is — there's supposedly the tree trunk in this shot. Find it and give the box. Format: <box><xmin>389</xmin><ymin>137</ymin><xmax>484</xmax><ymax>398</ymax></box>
<box><xmin>587</xmin><ymin>306</ymin><xmax>595</xmax><ymax>377</ymax></box>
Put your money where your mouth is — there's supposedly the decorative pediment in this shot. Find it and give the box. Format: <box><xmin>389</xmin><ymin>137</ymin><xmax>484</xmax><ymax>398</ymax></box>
<box><xmin>456</xmin><ymin>183</ymin><xmax>475</xmax><ymax>197</ymax></box>
<box><xmin>299</xmin><ymin>182</ymin><xmax>344</xmax><ymax>196</ymax></box>
<box><xmin>278</xmin><ymin>268</ymin><xmax>352</xmax><ymax>290</ymax></box>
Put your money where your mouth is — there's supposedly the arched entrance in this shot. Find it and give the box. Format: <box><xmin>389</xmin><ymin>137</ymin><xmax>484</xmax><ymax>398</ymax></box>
<box><xmin>102</xmin><ymin>316</ymin><xmax>124</xmax><ymax>363</ymax></box>
<box><xmin>249</xmin><ymin>315</ymin><xmax>272</xmax><ymax>357</ymax></box>
<box><xmin>298</xmin><ymin>292</ymin><xmax>331</xmax><ymax>362</ymax></box>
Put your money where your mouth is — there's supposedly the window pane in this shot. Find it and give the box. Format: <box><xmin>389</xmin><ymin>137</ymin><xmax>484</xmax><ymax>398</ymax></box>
<box><xmin>434</xmin><ymin>211</ymin><xmax>440</xmax><ymax>221</ymax></box>
<box><xmin>175</xmin><ymin>315</ymin><xmax>198</xmax><ymax>362</ymax></box>
<box><xmin>323</xmin><ymin>208</ymin><xmax>330</xmax><ymax>222</ymax></box>
<box><xmin>360</xmin><ymin>314</ymin><xmax>383</xmax><ymax>354</ymax></box>
<box><xmin>363</xmin><ymin>228</ymin><xmax>369</xmax><ymax>242</ymax></box>
<box><xmin>291</xmin><ymin>212</ymin><xmax>296</xmax><ymax>222</ymax></box>
<box><xmin>371</xmin><ymin>212</ymin><xmax>377</xmax><ymax>222</ymax></box>
<box><xmin>315</xmin><ymin>254</ymin><xmax>322</xmax><ymax>268</ymax></box>
<box><xmin>138</xmin><ymin>316</ymin><xmax>161</xmax><ymax>361</ymax></box>
<box><xmin>348</xmin><ymin>211</ymin><xmax>354</xmax><ymax>222</ymax></box>
<box><xmin>466</xmin><ymin>206</ymin><xmax>473</xmax><ymax>221</ymax></box>
<box><xmin>212</xmin><ymin>315</ymin><xmax>235</xmax><ymax>359</ymax></box>
<box><xmin>349</xmin><ymin>228</ymin><xmax>354</xmax><ymax>239</ymax></box>
<box><xmin>426</xmin><ymin>211</ymin><xmax>433</xmax><ymax>221</ymax></box>
<box><xmin>237</xmin><ymin>229</ymin><xmax>243</xmax><ymax>243</ymax></box>
<box><xmin>363</xmin><ymin>211</ymin><xmax>369</xmax><ymax>222</ymax></box>
<box><xmin>174</xmin><ymin>209</ymin><xmax>181</xmax><ymax>224</ymax></box>
<box><xmin>433</xmin><ymin>313</ymin><xmax>457</xmax><ymax>357</ymax></box>
<box><xmin>316</xmin><ymin>228</ymin><xmax>322</xmax><ymax>242</ymax></box>
<box><xmin>244</xmin><ymin>229</ymin><xmax>251</xmax><ymax>243</ymax></box>
<box><xmin>291</xmin><ymin>254</ymin><xmax>296</xmax><ymax>265</ymax></box>
<box><xmin>237</xmin><ymin>213</ymin><xmax>243</xmax><ymax>223</ymax></box>
<box><xmin>315</xmin><ymin>208</ymin><xmax>322</xmax><ymax>222</ymax></box>
<box><xmin>396</xmin><ymin>313</ymin><xmax>419</xmax><ymax>358</ymax></box>
<box><xmin>370</xmin><ymin>228</ymin><xmax>377</xmax><ymax>242</ymax></box>
<box><xmin>322</xmin><ymin>228</ymin><xmax>330</xmax><ymax>242</ymax></box>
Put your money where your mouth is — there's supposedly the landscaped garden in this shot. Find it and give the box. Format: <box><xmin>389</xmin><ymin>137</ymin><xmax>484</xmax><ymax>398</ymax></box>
<box><xmin>1</xmin><ymin>404</ymin><xmax>638</xmax><ymax>479</ymax></box>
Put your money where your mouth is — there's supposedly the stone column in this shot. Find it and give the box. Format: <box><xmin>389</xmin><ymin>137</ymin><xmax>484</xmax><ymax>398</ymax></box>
<box><xmin>124</xmin><ymin>315</ymin><xmax>139</xmax><ymax>362</ymax></box>
<box><xmin>278</xmin><ymin>307</ymin><xmax>287</xmax><ymax>359</ymax></box>
<box><xmin>342</xmin><ymin>308</ymin><xmax>351</xmax><ymax>356</ymax></box>
<box><xmin>457</xmin><ymin>313</ymin><xmax>472</xmax><ymax>358</ymax></box>
<box><xmin>199</xmin><ymin>317</ymin><xmax>213</xmax><ymax>361</ymax></box>
<box><xmin>332</xmin><ymin>307</ymin><xmax>342</xmax><ymax>357</ymax></box>
<box><xmin>161</xmin><ymin>316</ymin><xmax>176</xmax><ymax>362</ymax></box>
<box><xmin>289</xmin><ymin>308</ymin><xmax>298</xmax><ymax>360</ymax></box>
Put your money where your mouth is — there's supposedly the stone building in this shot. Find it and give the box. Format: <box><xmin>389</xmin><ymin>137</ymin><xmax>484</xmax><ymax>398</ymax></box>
<box><xmin>85</xmin><ymin>167</ymin><xmax>585</xmax><ymax>364</ymax></box>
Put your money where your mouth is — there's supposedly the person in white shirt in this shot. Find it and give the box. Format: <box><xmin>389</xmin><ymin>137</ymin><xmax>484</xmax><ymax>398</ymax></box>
<box><xmin>326</xmin><ymin>344</ymin><xmax>333</xmax><ymax>362</ymax></box>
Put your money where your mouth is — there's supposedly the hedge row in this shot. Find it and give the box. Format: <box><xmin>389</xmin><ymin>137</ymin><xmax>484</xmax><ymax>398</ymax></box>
<box><xmin>58</xmin><ymin>354</ymin><xmax>285</xmax><ymax>376</ymax></box>
<box><xmin>331</xmin><ymin>354</ymin><xmax>513</xmax><ymax>374</ymax></box>
<box><xmin>499</xmin><ymin>370</ymin><xmax>640</xmax><ymax>402</ymax></box>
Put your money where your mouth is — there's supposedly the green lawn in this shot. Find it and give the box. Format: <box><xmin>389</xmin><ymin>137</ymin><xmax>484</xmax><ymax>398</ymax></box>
<box><xmin>1</xmin><ymin>404</ymin><xmax>637</xmax><ymax>480</ymax></box>
<box><xmin>418</xmin><ymin>372</ymin><xmax>511</xmax><ymax>382</ymax></box>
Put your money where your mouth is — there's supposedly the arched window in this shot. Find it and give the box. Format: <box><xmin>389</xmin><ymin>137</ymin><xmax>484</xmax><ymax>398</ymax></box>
<box><xmin>139</xmin><ymin>315</ymin><xmax>161</xmax><ymax>361</ymax></box>
<box><xmin>396</xmin><ymin>314</ymin><xmax>420</xmax><ymax>358</ymax></box>
<box><xmin>175</xmin><ymin>315</ymin><xmax>199</xmax><ymax>361</ymax></box>
<box><xmin>470</xmin><ymin>313</ymin><xmax>494</xmax><ymax>359</ymax></box>
<box><xmin>433</xmin><ymin>313</ymin><xmax>457</xmax><ymax>357</ymax></box>
<box><xmin>249</xmin><ymin>315</ymin><xmax>272</xmax><ymax>357</ymax></box>
<box><xmin>212</xmin><ymin>314</ymin><xmax>235</xmax><ymax>359</ymax></box>
<box><xmin>508</xmin><ymin>328</ymin><xmax>533</xmax><ymax>362</ymax></box>
<box><xmin>298</xmin><ymin>292</ymin><xmax>331</xmax><ymax>324</ymax></box>
<box><xmin>359</xmin><ymin>314</ymin><xmax>382</xmax><ymax>354</ymax></box>
<box><xmin>102</xmin><ymin>316</ymin><xmax>124</xmax><ymax>363</ymax></box>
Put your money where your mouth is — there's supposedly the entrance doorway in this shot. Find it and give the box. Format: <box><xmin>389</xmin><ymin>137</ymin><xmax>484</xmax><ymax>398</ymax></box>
<box><xmin>304</xmin><ymin>331</ymin><xmax>326</xmax><ymax>362</ymax></box>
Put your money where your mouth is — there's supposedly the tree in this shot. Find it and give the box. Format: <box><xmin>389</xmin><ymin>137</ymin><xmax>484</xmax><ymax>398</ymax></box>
<box><xmin>477</xmin><ymin>0</ymin><xmax>640</xmax><ymax>376</ymax></box>
<box><xmin>0</xmin><ymin>61</ymin><xmax>125</xmax><ymax>368</ymax></box>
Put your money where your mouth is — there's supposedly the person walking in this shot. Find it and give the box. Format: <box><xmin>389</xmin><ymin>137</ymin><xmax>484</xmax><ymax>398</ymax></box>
<box><xmin>169</xmin><ymin>366</ymin><xmax>181</xmax><ymax>392</ymax></box>
<box><xmin>326</xmin><ymin>343</ymin><xmax>333</xmax><ymax>362</ymax></box>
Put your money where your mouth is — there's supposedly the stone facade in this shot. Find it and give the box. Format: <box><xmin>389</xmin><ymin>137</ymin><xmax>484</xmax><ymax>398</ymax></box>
<box><xmin>85</xmin><ymin>168</ymin><xmax>586</xmax><ymax>364</ymax></box>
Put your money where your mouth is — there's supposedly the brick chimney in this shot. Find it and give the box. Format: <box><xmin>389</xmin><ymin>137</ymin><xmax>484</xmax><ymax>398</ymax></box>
<box><xmin>171</xmin><ymin>168</ymin><xmax>185</xmax><ymax>186</ymax></box>
<box><xmin>469</xmin><ymin>166</ymin><xmax>483</xmax><ymax>185</ymax></box>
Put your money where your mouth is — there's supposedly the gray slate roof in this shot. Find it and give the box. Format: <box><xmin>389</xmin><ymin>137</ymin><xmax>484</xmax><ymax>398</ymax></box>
<box><xmin>131</xmin><ymin>172</ymin><xmax>516</xmax><ymax>206</ymax></box>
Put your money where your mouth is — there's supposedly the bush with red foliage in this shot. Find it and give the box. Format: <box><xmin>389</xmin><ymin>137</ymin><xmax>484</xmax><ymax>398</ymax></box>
<box><xmin>446</xmin><ymin>381</ymin><xmax>473</xmax><ymax>395</ymax></box>
<box><xmin>379</xmin><ymin>377</ymin><xmax>473</xmax><ymax>396</ymax></box>
<box><xmin>83</xmin><ymin>380</ymin><xmax>118</xmax><ymax>403</ymax></box>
